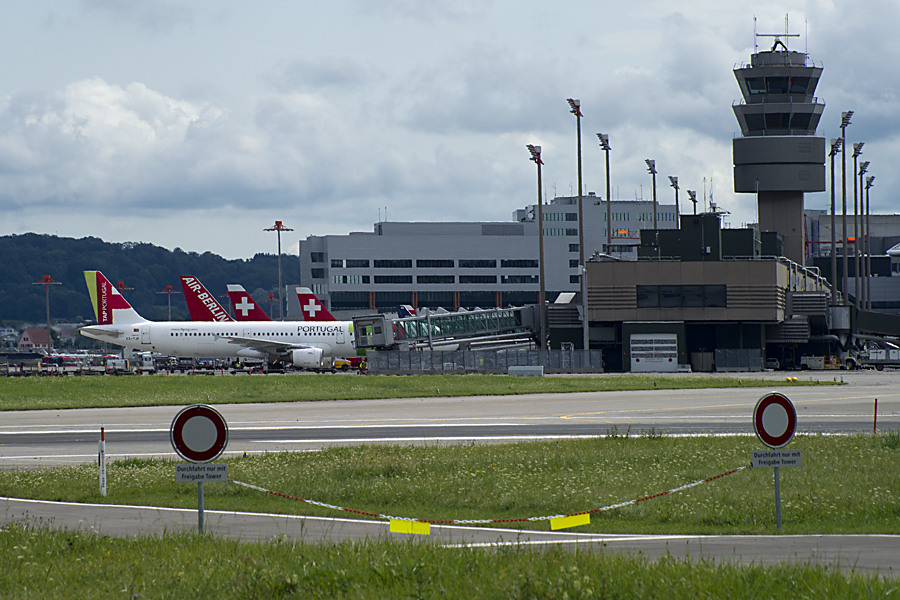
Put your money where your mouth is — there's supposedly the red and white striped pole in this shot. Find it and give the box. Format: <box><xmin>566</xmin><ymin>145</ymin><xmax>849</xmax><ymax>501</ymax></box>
<box><xmin>99</xmin><ymin>427</ymin><xmax>107</xmax><ymax>496</ymax></box>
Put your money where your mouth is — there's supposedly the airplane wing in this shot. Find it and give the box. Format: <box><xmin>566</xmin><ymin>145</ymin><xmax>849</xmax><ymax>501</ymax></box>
<box><xmin>217</xmin><ymin>334</ymin><xmax>312</xmax><ymax>356</ymax></box>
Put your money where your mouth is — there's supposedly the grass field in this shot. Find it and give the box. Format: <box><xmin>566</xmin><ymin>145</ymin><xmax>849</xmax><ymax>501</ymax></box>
<box><xmin>2</xmin><ymin>524</ymin><xmax>896</xmax><ymax>599</ymax></box>
<box><xmin>3</xmin><ymin>434</ymin><xmax>898</xmax><ymax>535</ymax></box>
<box><xmin>0</xmin><ymin>372</ymin><xmax>833</xmax><ymax>411</ymax></box>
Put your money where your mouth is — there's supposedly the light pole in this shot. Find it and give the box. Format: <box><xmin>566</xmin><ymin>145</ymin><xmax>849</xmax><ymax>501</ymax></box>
<box><xmin>264</xmin><ymin>220</ymin><xmax>293</xmax><ymax>320</ymax></box>
<box><xmin>668</xmin><ymin>176</ymin><xmax>679</xmax><ymax>229</ymax></box>
<box><xmin>858</xmin><ymin>159</ymin><xmax>870</xmax><ymax>309</ymax></box>
<box><xmin>32</xmin><ymin>275</ymin><xmax>61</xmax><ymax>351</ymax></box>
<box><xmin>116</xmin><ymin>280</ymin><xmax>133</xmax><ymax>299</ymax></box>
<box><xmin>865</xmin><ymin>175</ymin><xmax>875</xmax><ymax>310</ymax></box>
<box><xmin>156</xmin><ymin>285</ymin><xmax>181</xmax><ymax>321</ymax></box>
<box><xmin>268</xmin><ymin>293</ymin><xmax>276</xmax><ymax>319</ymax></box>
<box><xmin>527</xmin><ymin>144</ymin><xmax>548</xmax><ymax>349</ymax></box>
<box><xmin>567</xmin><ymin>99</ymin><xmax>588</xmax><ymax>352</ymax></box>
<box><xmin>829</xmin><ymin>137</ymin><xmax>842</xmax><ymax>305</ymax></box>
<box><xmin>597</xmin><ymin>133</ymin><xmax>612</xmax><ymax>251</ymax></box>
<box><xmin>840</xmin><ymin>111</ymin><xmax>853</xmax><ymax>305</ymax></box>
<box><xmin>852</xmin><ymin>142</ymin><xmax>864</xmax><ymax>307</ymax></box>
<box><xmin>687</xmin><ymin>190</ymin><xmax>697</xmax><ymax>215</ymax></box>
<box><xmin>645</xmin><ymin>159</ymin><xmax>658</xmax><ymax>229</ymax></box>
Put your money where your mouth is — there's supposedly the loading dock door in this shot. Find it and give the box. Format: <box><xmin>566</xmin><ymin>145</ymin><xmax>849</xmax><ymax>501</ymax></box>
<box><xmin>630</xmin><ymin>333</ymin><xmax>678</xmax><ymax>372</ymax></box>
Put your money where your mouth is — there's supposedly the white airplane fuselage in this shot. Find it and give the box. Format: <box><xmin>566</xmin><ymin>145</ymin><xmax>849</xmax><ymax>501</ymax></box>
<box><xmin>82</xmin><ymin>321</ymin><xmax>357</xmax><ymax>360</ymax></box>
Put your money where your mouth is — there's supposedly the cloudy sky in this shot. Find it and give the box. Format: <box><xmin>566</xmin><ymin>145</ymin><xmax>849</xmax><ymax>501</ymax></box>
<box><xmin>1</xmin><ymin>1</ymin><xmax>897</xmax><ymax>259</ymax></box>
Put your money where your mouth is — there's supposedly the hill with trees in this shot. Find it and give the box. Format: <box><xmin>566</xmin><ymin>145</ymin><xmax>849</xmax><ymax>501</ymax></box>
<box><xmin>0</xmin><ymin>233</ymin><xmax>299</xmax><ymax>323</ymax></box>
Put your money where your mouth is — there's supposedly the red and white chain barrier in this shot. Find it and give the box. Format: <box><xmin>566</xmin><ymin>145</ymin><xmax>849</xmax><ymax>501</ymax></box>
<box><xmin>231</xmin><ymin>464</ymin><xmax>747</xmax><ymax>526</ymax></box>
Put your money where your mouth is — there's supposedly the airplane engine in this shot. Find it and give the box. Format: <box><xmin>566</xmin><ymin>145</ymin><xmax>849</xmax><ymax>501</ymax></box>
<box><xmin>291</xmin><ymin>347</ymin><xmax>325</xmax><ymax>369</ymax></box>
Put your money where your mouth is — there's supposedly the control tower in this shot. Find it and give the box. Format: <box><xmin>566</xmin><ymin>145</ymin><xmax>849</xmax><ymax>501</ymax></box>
<box><xmin>732</xmin><ymin>24</ymin><xmax>825</xmax><ymax>265</ymax></box>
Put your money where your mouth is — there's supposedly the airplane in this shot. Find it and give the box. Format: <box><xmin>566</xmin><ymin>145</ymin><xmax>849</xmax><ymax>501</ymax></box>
<box><xmin>180</xmin><ymin>276</ymin><xmax>235</xmax><ymax>322</ymax></box>
<box><xmin>226</xmin><ymin>284</ymin><xmax>273</xmax><ymax>321</ymax></box>
<box><xmin>79</xmin><ymin>271</ymin><xmax>361</xmax><ymax>368</ymax></box>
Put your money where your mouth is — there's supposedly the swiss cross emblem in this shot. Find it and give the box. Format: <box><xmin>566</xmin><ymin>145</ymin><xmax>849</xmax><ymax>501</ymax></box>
<box><xmin>303</xmin><ymin>299</ymin><xmax>321</xmax><ymax>318</ymax></box>
<box><xmin>235</xmin><ymin>296</ymin><xmax>254</xmax><ymax>317</ymax></box>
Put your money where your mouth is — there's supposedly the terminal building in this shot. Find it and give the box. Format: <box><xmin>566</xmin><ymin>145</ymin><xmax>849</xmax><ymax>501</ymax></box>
<box><xmin>298</xmin><ymin>195</ymin><xmax>676</xmax><ymax>314</ymax></box>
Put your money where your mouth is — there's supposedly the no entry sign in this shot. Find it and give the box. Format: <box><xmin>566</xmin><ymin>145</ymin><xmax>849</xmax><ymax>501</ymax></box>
<box><xmin>753</xmin><ymin>392</ymin><xmax>797</xmax><ymax>449</ymax></box>
<box><xmin>170</xmin><ymin>404</ymin><xmax>229</xmax><ymax>463</ymax></box>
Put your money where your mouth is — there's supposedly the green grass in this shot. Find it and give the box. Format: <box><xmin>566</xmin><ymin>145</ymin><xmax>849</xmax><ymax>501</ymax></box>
<box><xmin>0</xmin><ymin>373</ymin><xmax>834</xmax><ymax>411</ymax></box>
<box><xmin>2</xmin><ymin>525</ymin><xmax>896</xmax><ymax>599</ymax></box>
<box><xmin>3</xmin><ymin>434</ymin><xmax>898</xmax><ymax>535</ymax></box>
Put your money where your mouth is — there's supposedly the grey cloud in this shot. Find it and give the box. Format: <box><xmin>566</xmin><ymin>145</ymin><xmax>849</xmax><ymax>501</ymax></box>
<box><xmin>264</xmin><ymin>57</ymin><xmax>372</xmax><ymax>93</ymax></box>
<box><xmin>81</xmin><ymin>0</ymin><xmax>194</xmax><ymax>32</ymax></box>
<box><xmin>349</xmin><ymin>0</ymin><xmax>490</xmax><ymax>23</ymax></box>
<box><xmin>390</xmin><ymin>43</ymin><xmax>573</xmax><ymax>134</ymax></box>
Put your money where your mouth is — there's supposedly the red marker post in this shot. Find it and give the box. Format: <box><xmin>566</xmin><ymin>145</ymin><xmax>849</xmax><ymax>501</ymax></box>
<box><xmin>99</xmin><ymin>427</ymin><xmax>107</xmax><ymax>497</ymax></box>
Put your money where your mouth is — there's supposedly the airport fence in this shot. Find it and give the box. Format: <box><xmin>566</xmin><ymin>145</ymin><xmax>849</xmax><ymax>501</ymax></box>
<box><xmin>365</xmin><ymin>348</ymin><xmax>604</xmax><ymax>374</ymax></box>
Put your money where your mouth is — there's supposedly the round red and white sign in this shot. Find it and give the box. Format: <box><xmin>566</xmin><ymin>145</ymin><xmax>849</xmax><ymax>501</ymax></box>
<box><xmin>170</xmin><ymin>404</ymin><xmax>229</xmax><ymax>463</ymax></box>
<box><xmin>753</xmin><ymin>392</ymin><xmax>797</xmax><ymax>448</ymax></box>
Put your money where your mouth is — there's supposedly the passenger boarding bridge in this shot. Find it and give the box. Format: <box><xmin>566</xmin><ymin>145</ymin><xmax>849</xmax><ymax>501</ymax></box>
<box><xmin>353</xmin><ymin>306</ymin><xmax>536</xmax><ymax>351</ymax></box>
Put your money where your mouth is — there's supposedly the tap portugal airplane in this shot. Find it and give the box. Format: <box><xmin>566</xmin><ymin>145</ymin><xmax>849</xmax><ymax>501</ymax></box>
<box><xmin>79</xmin><ymin>271</ymin><xmax>360</xmax><ymax>368</ymax></box>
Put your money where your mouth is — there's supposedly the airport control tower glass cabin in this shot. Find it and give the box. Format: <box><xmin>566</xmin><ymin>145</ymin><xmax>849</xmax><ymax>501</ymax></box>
<box><xmin>733</xmin><ymin>28</ymin><xmax>826</xmax><ymax>266</ymax></box>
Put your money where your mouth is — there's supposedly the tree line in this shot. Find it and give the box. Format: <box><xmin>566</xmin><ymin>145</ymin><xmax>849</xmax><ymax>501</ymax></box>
<box><xmin>0</xmin><ymin>233</ymin><xmax>299</xmax><ymax>323</ymax></box>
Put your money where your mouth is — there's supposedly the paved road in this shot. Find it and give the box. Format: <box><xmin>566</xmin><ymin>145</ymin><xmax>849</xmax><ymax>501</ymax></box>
<box><xmin>1</xmin><ymin>370</ymin><xmax>898</xmax><ymax>467</ymax></box>
<box><xmin>3</xmin><ymin>497</ymin><xmax>898</xmax><ymax>574</ymax></box>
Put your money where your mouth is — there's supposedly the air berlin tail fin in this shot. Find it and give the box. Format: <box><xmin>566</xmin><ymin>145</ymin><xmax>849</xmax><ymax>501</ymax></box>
<box><xmin>295</xmin><ymin>287</ymin><xmax>336</xmax><ymax>321</ymax></box>
<box><xmin>83</xmin><ymin>271</ymin><xmax>147</xmax><ymax>325</ymax></box>
<box><xmin>226</xmin><ymin>285</ymin><xmax>272</xmax><ymax>321</ymax></box>
<box><xmin>180</xmin><ymin>276</ymin><xmax>234</xmax><ymax>322</ymax></box>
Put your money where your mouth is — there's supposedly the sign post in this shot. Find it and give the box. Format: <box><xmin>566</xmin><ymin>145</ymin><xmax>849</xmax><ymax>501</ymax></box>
<box><xmin>170</xmin><ymin>404</ymin><xmax>229</xmax><ymax>534</ymax></box>
<box><xmin>752</xmin><ymin>392</ymin><xmax>800</xmax><ymax>530</ymax></box>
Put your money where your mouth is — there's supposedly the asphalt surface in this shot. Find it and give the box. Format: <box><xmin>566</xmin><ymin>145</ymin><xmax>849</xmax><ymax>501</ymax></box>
<box><xmin>1</xmin><ymin>370</ymin><xmax>899</xmax><ymax>574</ymax></box>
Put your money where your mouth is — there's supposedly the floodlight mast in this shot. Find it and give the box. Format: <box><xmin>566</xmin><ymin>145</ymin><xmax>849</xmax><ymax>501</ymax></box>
<box><xmin>852</xmin><ymin>142</ymin><xmax>864</xmax><ymax>307</ymax></box>
<box><xmin>829</xmin><ymin>138</ymin><xmax>843</xmax><ymax>305</ymax></box>
<box><xmin>264</xmin><ymin>220</ymin><xmax>294</xmax><ymax>320</ymax></box>
<box><xmin>156</xmin><ymin>285</ymin><xmax>182</xmax><ymax>321</ymax></box>
<box><xmin>856</xmin><ymin>154</ymin><xmax>869</xmax><ymax>308</ymax></box>
<box><xmin>668</xmin><ymin>176</ymin><xmax>679</xmax><ymax>228</ymax></box>
<box><xmin>840</xmin><ymin>112</ymin><xmax>853</xmax><ymax>305</ymax></box>
<box><xmin>32</xmin><ymin>275</ymin><xmax>61</xmax><ymax>351</ymax></box>
<box><xmin>567</xmin><ymin>98</ymin><xmax>588</xmax><ymax>352</ymax></box>
<box><xmin>645</xmin><ymin>159</ymin><xmax>657</xmax><ymax>229</ymax></box>
<box><xmin>526</xmin><ymin>144</ymin><xmax>548</xmax><ymax>349</ymax></box>
<box><xmin>687</xmin><ymin>190</ymin><xmax>697</xmax><ymax>215</ymax></box>
<box><xmin>597</xmin><ymin>133</ymin><xmax>612</xmax><ymax>249</ymax></box>
<box><xmin>865</xmin><ymin>175</ymin><xmax>875</xmax><ymax>309</ymax></box>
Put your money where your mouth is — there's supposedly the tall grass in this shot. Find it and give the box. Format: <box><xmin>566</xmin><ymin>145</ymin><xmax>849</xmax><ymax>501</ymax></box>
<box><xmin>2</xmin><ymin>435</ymin><xmax>897</xmax><ymax>535</ymax></box>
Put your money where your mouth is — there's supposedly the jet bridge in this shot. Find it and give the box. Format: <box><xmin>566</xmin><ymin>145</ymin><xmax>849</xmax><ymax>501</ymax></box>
<box><xmin>353</xmin><ymin>306</ymin><xmax>536</xmax><ymax>351</ymax></box>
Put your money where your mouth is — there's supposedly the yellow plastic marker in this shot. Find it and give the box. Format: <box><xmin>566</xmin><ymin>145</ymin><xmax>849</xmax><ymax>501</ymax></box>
<box><xmin>390</xmin><ymin>519</ymin><xmax>431</xmax><ymax>535</ymax></box>
<box><xmin>550</xmin><ymin>513</ymin><xmax>590</xmax><ymax>530</ymax></box>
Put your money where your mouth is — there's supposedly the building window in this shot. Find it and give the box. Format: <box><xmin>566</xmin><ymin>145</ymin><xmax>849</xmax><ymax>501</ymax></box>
<box><xmin>331</xmin><ymin>259</ymin><xmax>343</xmax><ymax>268</ymax></box>
<box><xmin>416</xmin><ymin>259</ymin><xmax>455</xmax><ymax>268</ymax></box>
<box><xmin>566</xmin><ymin>213</ymin><xmax>578</xmax><ymax>221</ymax></box>
<box><xmin>501</xmin><ymin>259</ymin><xmax>539</xmax><ymax>268</ymax></box>
<box><xmin>459</xmin><ymin>259</ymin><xmax>496</xmax><ymax>268</ymax></box>
<box><xmin>312</xmin><ymin>284</ymin><xmax>327</xmax><ymax>296</ymax></box>
<box><xmin>345</xmin><ymin>259</ymin><xmax>369</xmax><ymax>268</ymax></box>
<box><xmin>417</xmin><ymin>275</ymin><xmax>455</xmax><ymax>284</ymax></box>
<box><xmin>374</xmin><ymin>275</ymin><xmax>413</xmax><ymax>284</ymax></box>
<box><xmin>310</xmin><ymin>252</ymin><xmax>324</xmax><ymax>263</ymax></box>
<box><xmin>374</xmin><ymin>259</ymin><xmax>413</xmax><ymax>268</ymax></box>
<box><xmin>460</xmin><ymin>275</ymin><xmax>496</xmax><ymax>284</ymax></box>
<box><xmin>544</xmin><ymin>212</ymin><xmax>578</xmax><ymax>222</ymax></box>
<box><xmin>568</xmin><ymin>259</ymin><xmax>578</xmax><ymax>268</ymax></box>
<box><xmin>636</xmin><ymin>285</ymin><xmax>726</xmax><ymax>308</ymax></box>
<box><xmin>311</xmin><ymin>268</ymin><xmax>325</xmax><ymax>279</ymax></box>
<box><xmin>570</xmin><ymin>275</ymin><xmax>581</xmax><ymax>284</ymax></box>
<box><xmin>332</xmin><ymin>275</ymin><xmax>369</xmax><ymax>284</ymax></box>
<box><xmin>501</xmin><ymin>275</ymin><xmax>539</xmax><ymax>284</ymax></box>
<box><xmin>569</xmin><ymin>244</ymin><xmax>579</xmax><ymax>253</ymax></box>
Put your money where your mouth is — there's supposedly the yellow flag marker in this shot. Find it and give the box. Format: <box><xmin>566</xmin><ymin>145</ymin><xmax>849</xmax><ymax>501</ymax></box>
<box><xmin>550</xmin><ymin>513</ymin><xmax>590</xmax><ymax>530</ymax></box>
<box><xmin>390</xmin><ymin>519</ymin><xmax>431</xmax><ymax>535</ymax></box>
